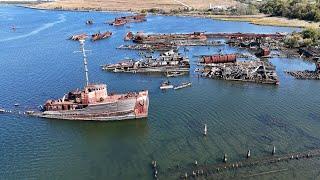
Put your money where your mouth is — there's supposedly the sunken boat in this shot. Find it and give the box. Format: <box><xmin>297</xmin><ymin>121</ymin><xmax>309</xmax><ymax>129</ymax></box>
<box><xmin>91</xmin><ymin>31</ymin><xmax>112</xmax><ymax>41</ymax></box>
<box><xmin>285</xmin><ymin>60</ymin><xmax>320</xmax><ymax>80</ymax></box>
<box><xmin>102</xmin><ymin>50</ymin><xmax>190</xmax><ymax>73</ymax></box>
<box><xmin>30</xmin><ymin>40</ymin><xmax>149</xmax><ymax>121</ymax></box>
<box><xmin>69</xmin><ymin>33</ymin><xmax>88</xmax><ymax>41</ymax></box>
<box><xmin>109</xmin><ymin>14</ymin><xmax>146</xmax><ymax>26</ymax></box>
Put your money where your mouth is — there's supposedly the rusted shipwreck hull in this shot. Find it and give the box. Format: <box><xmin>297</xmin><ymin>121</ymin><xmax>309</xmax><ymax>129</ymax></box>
<box><xmin>91</xmin><ymin>31</ymin><xmax>112</xmax><ymax>41</ymax></box>
<box><xmin>69</xmin><ymin>33</ymin><xmax>88</xmax><ymax>41</ymax></box>
<box><xmin>31</xmin><ymin>85</ymin><xmax>149</xmax><ymax>121</ymax></box>
<box><xmin>131</xmin><ymin>32</ymin><xmax>207</xmax><ymax>44</ymax></box>
<box><xmin>199</xmin><ymin>54</ymin><xmax>237</xmax><ymax>64</ymax></box>
<box><xmin>109</xmin><ymin>14</ymin><xmax>146</xmax><ymax>26</ymax></box>
<box><xmin>102</xmin><ymin>50</ymin><xmax>190</xmax><ymax>73</ymax></box>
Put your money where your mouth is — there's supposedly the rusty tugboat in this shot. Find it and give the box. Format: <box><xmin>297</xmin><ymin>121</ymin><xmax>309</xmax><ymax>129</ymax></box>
<box><xmin>30</xmin><ymin>40</ymin><xmax>149</xmax><ymax>121</ymax></box>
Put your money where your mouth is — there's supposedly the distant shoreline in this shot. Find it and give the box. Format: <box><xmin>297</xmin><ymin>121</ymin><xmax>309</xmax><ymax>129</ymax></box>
<box><xmin>10</xmin><ymin>3</ymin><xmax>320</xmax><ymax>29</ymax></box>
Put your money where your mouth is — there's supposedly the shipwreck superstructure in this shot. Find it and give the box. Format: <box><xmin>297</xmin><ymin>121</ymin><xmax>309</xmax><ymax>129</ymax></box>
<box><xmin>32</xmin><ymin>40</ymin><xmax>149</xmax><ymax>121</ymax></box>
<box><xmin>102</xmin><ymin>50</ymin><xmax>190</xmax><ymax>73</ymax></box>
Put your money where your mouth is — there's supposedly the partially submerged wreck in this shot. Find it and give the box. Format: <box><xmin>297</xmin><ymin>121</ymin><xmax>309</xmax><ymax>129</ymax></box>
<box><xmin>91</xmin><ymin>31</ymin><xmax>112</xmax><ymax>41</ymax></box>
<box><xmin>102</xmin><ymin>50</ymin><xmax>190</xmax><ymax>73</ymax></box>
<box><xmin>285</xmin><ymin>60</ymin><xmax>320</xmax><ymax>80</ymax></box>
<box><xmin>131</xmin><ymin>32</ymin><xmax>207</xmax><ymax>44</ymax></box>
<box><xmin>200</xmin><ymin>60</ymin><xmax>279</xmax><ymax>85</ymax></box>
<box><xmin>109</xmin><ymin>14</ymin><xmax>146</xmax><ymax>26</ymax></box>
<box><xmin>69</xmin><ymin>33</ymin><xmax>88</xmax><ymax>41</ymax></box>
<box><xmin>117</xmin><ymin>44</ymin><xmax>177</xmax><ymax>52</ymax></box>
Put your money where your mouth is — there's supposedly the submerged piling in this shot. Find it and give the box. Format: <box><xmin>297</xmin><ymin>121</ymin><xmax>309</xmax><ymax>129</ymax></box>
<box><xmin>203</xmin><ymin>124</ymin><xmax>207</xmax><ymax>136</ymax></box>
<box><xmin>272</xmin><ymin>146</ymin><xmax>276</xmax><ymax>155</ymax></box>
<box><xmin>223</xmin><ymin>154</ymin><xmax>227</xmax><ymax>163</ymax></box>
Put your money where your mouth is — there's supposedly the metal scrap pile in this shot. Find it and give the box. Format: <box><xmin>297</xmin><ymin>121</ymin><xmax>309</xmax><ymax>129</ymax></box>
<box><xmin>201</xmin><ymin>61</ymin><xmax>279</xmax><ymax>85</ymax></box>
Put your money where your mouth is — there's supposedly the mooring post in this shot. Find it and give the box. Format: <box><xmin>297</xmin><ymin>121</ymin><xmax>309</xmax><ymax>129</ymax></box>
<box><xmin>272</xmin><ymin>146</ymin><xmax>276</xmax><ymax>155</ymax></box>
<box><xmin>223</xmin><ymin>153</ymin><xmax>227</xmax><ymax>163</ymax></box>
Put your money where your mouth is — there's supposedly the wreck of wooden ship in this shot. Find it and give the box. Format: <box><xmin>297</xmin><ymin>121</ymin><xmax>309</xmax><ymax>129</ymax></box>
<box><xmin>109</xmin><ymin>14</ymin><xmax>146</xmax><ymax>26</ymax></box>
<box><xmin>91</xmin><ymin>31</ymin><xmax>112</xmax><ymax>41</ymax></box>
<box><xmin>30</xmin><ymin>40</ymin><xmax>149</xmax><ymax>121</ymax></box>
<box><xmin>69</xmin><ymin>33</ymin><xmax>88</xmax><ymax>41</ymax></box>
<box><xmin>200</xmin><ymin>60</ymin><xmax>279</xmax><ymax>85</ymax></box>
<box><xmin>102</xmin><ymin>50</ymin><xmax>190</xmax><ymax>73</ymax></box>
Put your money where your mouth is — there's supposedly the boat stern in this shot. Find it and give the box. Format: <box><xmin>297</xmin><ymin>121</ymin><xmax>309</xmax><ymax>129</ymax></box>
<box><xmin>134</xmin><ymin>90</ymin><xmax>149</xmax><ymax>118</ymax></box>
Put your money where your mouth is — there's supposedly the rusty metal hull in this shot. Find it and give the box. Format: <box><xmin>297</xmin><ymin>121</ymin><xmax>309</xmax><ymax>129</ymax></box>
<box><xmin>32</xmin><ymin>91</ymin><xmax>149</xmax><ymax>121</ymax></box>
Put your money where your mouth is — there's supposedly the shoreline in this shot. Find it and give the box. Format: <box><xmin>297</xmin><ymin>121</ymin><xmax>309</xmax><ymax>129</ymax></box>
<box><xmin>10</xmin><ymin>4</ymin><xmax>320</xmax><ymax>29</ymax></box>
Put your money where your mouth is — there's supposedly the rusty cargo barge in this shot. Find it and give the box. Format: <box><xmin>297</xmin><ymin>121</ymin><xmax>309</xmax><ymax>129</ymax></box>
<box><xmin>102</xmin><ymin>50</ymin><xmax>190</xmax><ymax>73</ymax></box>
<box><xmin>30</xmin><ymin>40</ymin><xmax>149</xmax><ymax>121</ymax></box>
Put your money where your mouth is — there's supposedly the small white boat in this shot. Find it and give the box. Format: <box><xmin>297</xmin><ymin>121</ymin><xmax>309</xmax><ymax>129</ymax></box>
<box><xmin>160</xmin><ymin>81</ymin><xmax>174</xmax><ymax>90</ymax></box>
<box><xmin>174</xmin><ymin>82</ymin><xmax>192</xmax><ymax>90</ymax></box>
<box><xmin>0</xmin><ymin>108</ymin><xmax>5</xmax><ymax>113</ymax></box>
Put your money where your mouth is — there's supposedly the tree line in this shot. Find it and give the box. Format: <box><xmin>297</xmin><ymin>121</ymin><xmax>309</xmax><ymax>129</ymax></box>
<box><xmin>259</xmin><ymin>0</ymin><xmax>320</xmax><ymax>22</ymax></box>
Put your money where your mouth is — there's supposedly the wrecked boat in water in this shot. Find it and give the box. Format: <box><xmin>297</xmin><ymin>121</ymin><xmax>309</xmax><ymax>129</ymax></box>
<box><xmin>285</xmin><ymin>60</ymin><xmax>320</xmax><ymax>80</ymax></box>
<box><xmin>117</xmin><ymin>44</ymin><xmax>177</xmax><ymax>52</ymax></box>
<box><xmin>102</xmin><ymin>50</ymin><xmax>190</xmax><ymax>73</ymax></box>
<box><xmin>91</xmin><ymin>31</ymin><xmax>112</xmax><ymax>41</ymax></box>
<box><xmin>86</xmin><ymin>20</ymin><xmax>93</xmax><ymax>25</ymax></box>
<box><xmin>109</xmin><ymin>14</ymin><xmax>146</xmax><ymax>26</ymax></box>
<box><xmin>30</xmin><ymin>40</ymin><xmax>149</xmax><ymax>121</ymax></box>
<box><xmin>200</xmin><ymin>60</ymin><xmax>279</xmax><ymax>85</ymax></box>
<box><xmin>69</xmin><ymin>33</ymin><xmax>88</xmax><ymax>41</ymax></box>
<box><xmin>130</xmin><ymin>32</ymin><xmax>207</xmax><ymax>43</ymax></box>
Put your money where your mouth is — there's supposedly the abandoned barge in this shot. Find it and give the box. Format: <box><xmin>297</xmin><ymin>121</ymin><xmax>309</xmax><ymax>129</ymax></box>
<box><xmin>200</xmin><ymin>60</ymin><xmax>279</xmax><ymax>85</ymax></box>
<box><xmin>102</xmin><ymin>50</ymin><xmax>190</xmax><ymax>73</ymax></box>
<box><xmin>30</xmin><ymin>40</ymin><xmax>149</xmax><ymax>121</ymax></box>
